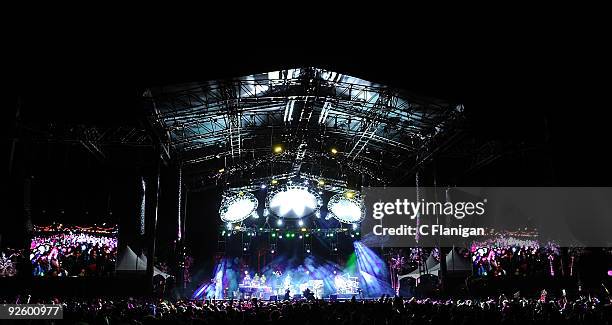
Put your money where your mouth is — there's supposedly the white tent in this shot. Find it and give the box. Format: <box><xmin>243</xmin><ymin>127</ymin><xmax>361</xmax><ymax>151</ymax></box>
<box><xmin>116</xmin><ymin>246</ymin><xmax>173</xmax><ymax>279</ymax></box>
<box><xmin>398</xmin><ymin>252</ymin><xmax>440</xmax><ymax>280</ymax></box>
<box><xmin>398</xmin><ymin>249</ymin><xmax>471</xmax><ymax>280</ymax></box>
<box><xmin>428</xmin><ymin>248</ymin><xmax>472</xmax><ymax>274</ymax></box>
<box><xmin>116</xmin><ymin>246</ymin><xmax>147</xmax><ymax>271</ymax></box>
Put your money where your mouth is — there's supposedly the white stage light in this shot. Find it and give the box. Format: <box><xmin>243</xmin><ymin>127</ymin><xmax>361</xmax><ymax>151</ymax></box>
<box><xmin>277</xmin><ymin>219</ymin><xmax>283</xmax><ymax>226</ymax></box>
<box><xmin>327</xmin><ymin>192</ymin><xmax>365</xmax><ymax>224</ymax></box>
<box><xmin>266</xmin><ymin>185</ymin><xmax>322</xmax><ymax>219</ymax></box>
<box><xmin>298</xmin><ymin>219</ymin><xmax>304</xmax><ymax>226</ymax></box>
<box><xmin>219</xmin><ymin>192</ymin><xmax>258</xmax><ymax>223</ymax></box>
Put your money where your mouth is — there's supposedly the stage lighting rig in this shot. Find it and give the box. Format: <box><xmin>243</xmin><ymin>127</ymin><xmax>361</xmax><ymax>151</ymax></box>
<box><xmin>327</xmin><ymin>191</ymin><xmax>365</xmax><ymax>224</ymax></box>
<box><xmin>266</xmin><ymin>184</ymin><xmax>323</xmax><ymax>219</ymax></box>
<box><xmin>219</xmin><ymin>191</ymin><xmax>258</xmax><ymax>223</ymax></box>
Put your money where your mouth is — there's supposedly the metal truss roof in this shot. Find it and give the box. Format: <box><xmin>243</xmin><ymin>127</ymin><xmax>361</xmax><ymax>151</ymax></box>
<box><xmin>144</xmin><ymin>67</ymin><xmax>464</xmax><ymax>188</ymax></box>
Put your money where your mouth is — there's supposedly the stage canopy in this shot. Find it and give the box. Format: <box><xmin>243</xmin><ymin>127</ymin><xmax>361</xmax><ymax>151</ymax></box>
<box><xmin>144</xmin><ymin>67</ymin><xmax>465</xmax><ymax>190</ymax></box>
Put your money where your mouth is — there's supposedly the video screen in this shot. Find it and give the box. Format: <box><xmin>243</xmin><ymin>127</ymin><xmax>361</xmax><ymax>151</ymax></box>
<box><xmin>30</xmin><ymin>224</ymin><xmax>118</xmax><ymax>277</ymax></box>
<box><xmin>0</xmin><ymin>248</ymin><xmax>23</xmax><ymax>277</ymax></box>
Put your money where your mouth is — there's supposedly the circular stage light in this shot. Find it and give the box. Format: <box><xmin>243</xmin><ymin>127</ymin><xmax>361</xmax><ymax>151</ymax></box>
<box><xmin>327</xmin><ymin>192</ymin><xmax>365</xmax><ymax>224</ymax></box>
<box><xmin>219</xmin><ymin>191</ymin><xmax>258</xmax><ymax>223</ymax></box>
<box><xmin>266</xmin><ymin>185</ymin><xmax>322</xmax><ymax>219</ymax></box>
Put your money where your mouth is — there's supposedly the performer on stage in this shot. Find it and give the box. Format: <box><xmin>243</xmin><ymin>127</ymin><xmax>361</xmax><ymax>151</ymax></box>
<box><xmin>242</xmin><ymin>271</ymin><xmax>251</xmax><ymax>285</ymax></box>
<box><xmin>284</xmin><ymin>288</ymin><xmax>291</xmax><ymax>300</ymax></box>
<box><xmin>303</xmin><ymin>287</ymin><xmax>315</xmax><ymax>301</ymax></box>
<box><xmin>283</xmin><ymin>274</ymin><xmax>292</xmax><ymax>290</ymax></box>
<box><xmin>252</xmin><ymin>273</ymin><xmax>260</xmax><ymax>286</ymax></box>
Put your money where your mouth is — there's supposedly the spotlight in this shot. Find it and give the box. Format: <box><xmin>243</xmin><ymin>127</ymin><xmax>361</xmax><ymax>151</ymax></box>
<box><xmin>331</xmin><ymin>148</ymin><xmax>338</xmax><ymax>154</ymax></box>
<box><xmin>277</xmin><ymin>219</ymin><xmax>283</xmax><ymax>226</ymax></box>
<box><xmin>298</xmin><ymin>220</ymin><xmax>304</xmax><ymax>226</ymax></box>
<box><xmin>261</xmin><ymin>184</ymin><xmax>267</xmax><ymax>189</ymax></box>
<box><xmin>271</xmin><ymin>233</ymin><xmax>276</xmax><ymax>237</ymax></box>
<box><xmin>219</xmin><ymin>192</ymin><xmax>258</xmax><ymax>223</ymax></box>
<box><xmin>263</xmin><ymin>209</ymin><xmax>270</xmax><ymax>217</ymax></box>
<box><xmin>299</xmin><ymin>235</ymin><xmax>303</xmax><ymax>239</ymax></box>
<box><xmin>271</xmin><ymin>179</ymin><xmax>278</xmax><ymax>185</ymax></box>
<box><xmin>317</xmin><ymin>179</ymin><xmax>325</xmax><ymax>186</ymax></box>
<box><xmin>218</xmin><ymin>168</ymin><xmax>225</xmax><ymax>173</ymax></box>
<box><xmin>251</xmin><ymin>211</ymin><xmax>259</xmax><ymax>219</ymax></box>
<box><xmin>279</xmin><ymin>235</ymin><xmax>283</xmax><ymax>239</ymax></box>
<box><xmin>267</xmin><ymin>185</ymin><xmax>322</xmax><ymax>219</ymax></box>
<box><xmin>273</xmin><ymin>145</ymin><xmax>283</xmax><ymax>154</ymax></box>
<box><xmin>226</xmin><ymin>223</ymin><xmax>232</xmax><ymax>230</ymax></box>
<box><xmin>327</xmin><ymin>192</ymin><xmax>365</xmax><ymax>224</ymax></box>
<box><xmin>352</xmin><ymin>223</ymin><xmax>358</xmax><ymax>230</ymax></box>
<box><xmin>306</xmin><ymin>249</ymin><xmax>311</xmax><ymax>253</ymax></box>
<box><xmin>271</xmin><ymin>249</ymin><xmax>275</xmax><ymax>254</ymax></box>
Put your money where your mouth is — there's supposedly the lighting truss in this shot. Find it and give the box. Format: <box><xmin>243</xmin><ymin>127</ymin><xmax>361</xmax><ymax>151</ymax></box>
<box><xmin>226</xmin><ymin>173</ymin><xmax>349</xmax><ymax>194</ymax></box>
<box><xmin>144</xmin><ymin>67</ymin><xmax>465</xmax><ymax>188</ymax></box>
<box><xmin>219</xmin><ymin>191</ymin><xmax>258</xmax><ymax>223</ymax></box>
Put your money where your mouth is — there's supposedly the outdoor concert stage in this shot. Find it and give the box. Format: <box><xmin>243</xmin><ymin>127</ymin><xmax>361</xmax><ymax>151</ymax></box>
<box><xmin>191</xmin><ymin>239</ymin><xmax>389</xmax><ymax>300</ymax></box>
